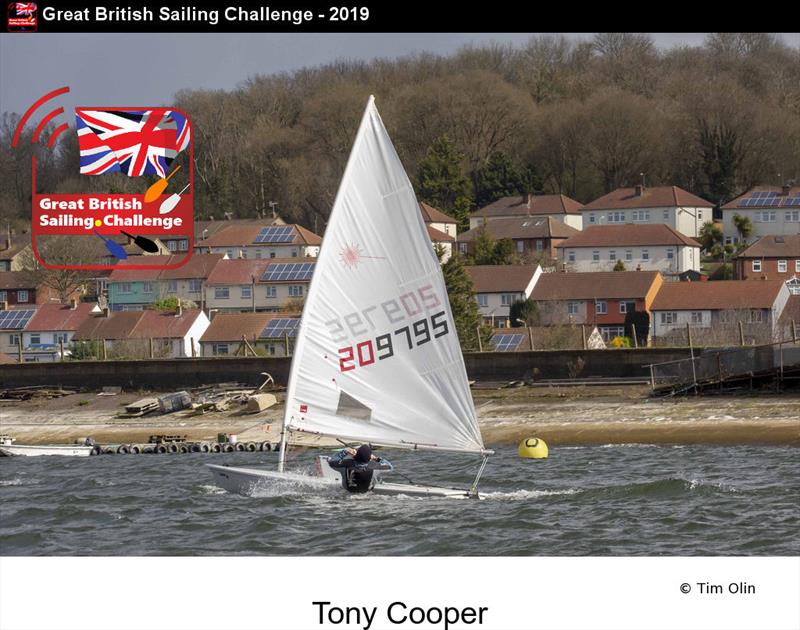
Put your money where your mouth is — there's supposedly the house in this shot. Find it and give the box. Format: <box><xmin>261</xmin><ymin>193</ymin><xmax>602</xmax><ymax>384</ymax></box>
<box><xmin>419</xmin><ymin>202</ymin><xmax>457</xmax><ymax>238</ymax></box>
<box><xmin>72</xmin><ymin>307</ymin><xmax>209</xmax><ymax>358</ymax></box>
<box><xmin>0</xmin><ymin>230</ymin><xmax>32</xmax><ymax>271</ymax></box>
<box><xmin>469</xmin><ymin>194</ymin><xmax>583</xmax><ymax>230</ymax></box>
<box><xmin>199</xmin><ymin>312</ymin><xmax>299</xmax><ymax>357</ymax></box>
<box><xmin>458</xmin><ymin>217</ymin><xmax>579</xmax><ymax>260</ymax></box>
<box><xmin>0</xmin><ymin>306</ymin><xmax>37</xmax><ymax>359</ymax></box>
<box><xmin>778</xmin><ymin>295</ymin><xmax>800</xmax><ymax>341</ymax></box>
<box><xmin>0</xmin><ymin>271</ymin><xmax>78</xmax><ymax>305</ymax></box>
<box><xmin>530</xmin><ymin>271</ymin><xmax>662</xmax><ymax>342</ymax></box>
<box><xmin>205</xmin><ymin>258</ymin><xmax>315</xmax><ymax>313</ymax></box>
<box><xmin>650</xmin><ymin>280</ymin><xmax>789</xmax><ymax>344</ymax></box>
<box><xmin>557</xmin><ymin>224</ymin><xmax>701</xmax><ymax>274</ymax></box>
<box><xmin>721</xmin><ymin>185</ymin><xmax>800</xmax><ymax>244</ymax></box>
<box><xmin>465</xmin><ymin>265</ymin><xmax>542</xmax><ymax>327</ymax></box>
<box><xmin>21</xmin><ymin>301</ymin><xmax>96</xmax><ymax>362</ymax></box>
<box><xmin>428</xmin><ymin>225</ymin><xmax>455</xmax><ymax>262</ymax></box>
<box><xmin>582</xmin><ymin>186</ymin><xmax>713</xmax><ymax>237</ymax></box>
<box><xmin>733</xmin><ymin>235</ymin><xmax>800</xmax><ymax>280</ymax></box>
<box><xmin>195</xmin><ymin>223</ymin><xmax>321</xmax><ymax>260</ymax></box>
<box><xmin>107</xmin><ymin>254</ymin><xmax>224</xmax><ymax>310</ymax></box>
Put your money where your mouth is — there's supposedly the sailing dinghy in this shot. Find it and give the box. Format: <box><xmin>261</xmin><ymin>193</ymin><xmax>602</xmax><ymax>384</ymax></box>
<box><xmin>207</xmin><ymin>96</ymin><xmax>492</xmax><ymax>498</ymax></box>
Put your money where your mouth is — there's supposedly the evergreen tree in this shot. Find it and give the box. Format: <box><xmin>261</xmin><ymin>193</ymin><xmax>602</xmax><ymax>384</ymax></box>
<box><xmin>698</xmin><ymin>120</ymin><xmax>739</xmax><ymax>204</ymax></box>
<box><xmin>510</xmin><ymin>299</ymin><xmax>539</xmax><ymax>327</ymax></box>
<box><xmin>473</xmin><ymin>152</ymin><xmax>523</xmax><ymax>207</ymax></box>
<box><xmin>416</xmin><ymin>136</ymin><xmax>474</xmax><ymax>231</ymax></box>
<box><xmin>441</xmin><ymin>254</ymin><xmax>491</xmax><ymax>351</ymax></box>
<box><xmin>698</xmin><ymin>221</ymin><xmax>723</xmax><ymax>254</ymax></box>
<box><xmin>732</xmin><ymin>213</ymin><xmax>753</xmax><ymax>244</ymax></box>
<box><xmin>613</xmin><ymin>259</ymin><xmax>626</xmax><ymax>271</ymax></box>
<box><xmin>466</xmin><ymin>228</ymin><xmax>518</xmax><ymax>265</ymax></box>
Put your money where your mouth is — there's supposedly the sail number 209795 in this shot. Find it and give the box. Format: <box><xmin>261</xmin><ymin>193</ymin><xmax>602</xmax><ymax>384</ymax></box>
<box><xmin>338</xmin><ymin>311</ymin><xmax>448</xmax><ymax>372</ymax></box>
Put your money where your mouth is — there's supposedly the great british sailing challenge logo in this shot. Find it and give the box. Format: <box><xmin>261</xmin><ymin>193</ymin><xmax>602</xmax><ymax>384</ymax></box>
<box><xmin>7</xmin><ymin>2</ymin><xmax>37</xmax><ymax>31</ymax></box>
<box><xmin>13</xmin><ymin>86</ymin><xmax>195</xmax><ymax>269</ymax></box>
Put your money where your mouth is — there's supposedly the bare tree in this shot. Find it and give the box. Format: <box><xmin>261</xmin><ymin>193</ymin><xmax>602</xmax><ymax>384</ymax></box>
<box><xmin>18</xmin><ymin>235</ymin><xmax>104</xmax><ymax>303</ymax></box>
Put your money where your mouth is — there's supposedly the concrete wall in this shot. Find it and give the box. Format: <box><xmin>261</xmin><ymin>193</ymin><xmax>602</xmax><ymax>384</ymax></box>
<box><xmin>0</xmin><ymin>348</ymin><xmax>696</xmax><ymax>389</ymax></box>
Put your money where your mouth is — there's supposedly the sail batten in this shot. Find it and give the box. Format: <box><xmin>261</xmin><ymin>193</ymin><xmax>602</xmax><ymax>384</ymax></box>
<box><xmin>282</xmin><ymin>96</ymin><xmax>484</xmax><ymax>454</ymax></box>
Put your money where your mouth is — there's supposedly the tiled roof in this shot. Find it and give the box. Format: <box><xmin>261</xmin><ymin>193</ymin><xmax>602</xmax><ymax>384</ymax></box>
<box><xmin>557</xmin><ymin>224</ymin><xmax>700</xmax><ymax>248</ymax></box>
<box><xmin>466</xmin><ymin>265</ymin><xmax>539</xmax><ymax>293</ymax></box>
<box><xmin>200</xmin><ymin>312</ymin><xmax>294</xmax><ymax>343</ymax></box>
<box><xmin>584</xmin><ymin>186</ymin><xmax>713</xmax><ymax>210</ymax></box>
<box><xmin>0</xmin><ymin>271</ymin><xmax>36</xmax><ymax>290</ymax></box>
<box><xmin>650</xmin><ymin>280</ymin><xmax>785</xmax><ymax>311</ymax></box>
<box><xmin>778</xmin><ymin>295</ymin><xmax>800</xmax><ymax>327</ymax></box>
<box><xmin>531</xmin><ymin>271</ymin><xmax>660</xmax><ymax>300</ymax></box>
<box><xmin>419</xmin><ymin>202</ymin><xmax>456</xmax><ymax>224</ymax></box>
<box><xmin>735</xmin><ymin>235</ymin><xmax>800</xmax><ymax>259</ymax></box>
<box><xmin>722</xmin><ymin>186</ymin><xmax>800</xmax><ymax>210</ymax></box>
<box><xmin>107</xmin><ymin>256</ymin><xmax>172</xmax><ymax>281</ymax></box>
<box><xmin>0</xmin><ymin>232</ymin><xmax>31</xmax><ymax>261</ymax></box>
<box><xmin>73</xmin><ymin>309</ymin><xmax>205</xmax><ymax>340</ymax></box>
<box><xmin>26</xmin><ymin>302</ymin><xmax>96</xmax><ymax>332</ymax></box>
<box><xmin>197</xmin><ymin>223</ymin><xmax>322</xmax><ymax>248</ymax></box>
<box><xmin>458</xmin><ymin>216</ymin><xmax>578</xmax><ymax>242</ymax></box>
<box><xmin>427</xmin><ymin>225</ymin><xmax>454</xmax><ymax>242</ymax></box>
<box><xmin>159</xmin><ymin>254</ymin><xmax>224</xmax><ymax>280</ymax></box>
<box><xmin>471</xmin><ymin>194</ymin><xmax>583</xmax><ymax>218</ymax></box>
<box><xmin>108</xmin><ymin>254</ymin><xmax>223</xmax><ymax>282</ymax></box>
<box><xmin>206</xmin><ymin>259</ymin><xmax>271</xmax><ymax>285</ymax></box>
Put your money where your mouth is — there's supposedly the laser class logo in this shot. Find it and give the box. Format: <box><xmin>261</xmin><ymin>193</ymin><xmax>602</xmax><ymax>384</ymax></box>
<box><xmin>12</xmin><ymin>87</ymin><xmax>195</xmax><ymax>270</ymax></box>
<box><xmin>7</xmin><ymin>2</ymin><xmax>37</xmax><ymax>31</ymax></box>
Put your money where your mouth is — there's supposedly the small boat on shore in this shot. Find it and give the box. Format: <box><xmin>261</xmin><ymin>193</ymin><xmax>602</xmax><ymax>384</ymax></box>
<box><xmin>0</xmin><ymin>438</ymin><xmax>92</xmax><ymax>457</ymax></box>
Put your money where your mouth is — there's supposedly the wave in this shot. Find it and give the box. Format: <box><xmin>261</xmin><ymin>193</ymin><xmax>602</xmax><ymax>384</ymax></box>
<box><xmin>0</xmin><ymin>478</ymin><xmax>23</xmax><ymax>486</ymax></box>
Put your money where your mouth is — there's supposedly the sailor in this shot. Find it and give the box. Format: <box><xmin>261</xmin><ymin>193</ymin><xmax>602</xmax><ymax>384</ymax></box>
<box><xmin>327</xmin><ymin>444</ymin><xmax>392</xmax><ymax>493</ymax></box>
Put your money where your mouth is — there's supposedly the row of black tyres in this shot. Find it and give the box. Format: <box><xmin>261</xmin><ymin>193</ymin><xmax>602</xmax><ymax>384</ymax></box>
<box><xmin>90</xmin><ymin>441</ymin><xmax>275</xmax><ymax>455</ymax></box>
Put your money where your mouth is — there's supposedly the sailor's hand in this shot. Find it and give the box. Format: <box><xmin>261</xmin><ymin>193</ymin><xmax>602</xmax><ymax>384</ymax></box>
<box><xmin>344</xmin><ymin>447</ymin><xmax>356</xmax><ymax>456</ymax></box>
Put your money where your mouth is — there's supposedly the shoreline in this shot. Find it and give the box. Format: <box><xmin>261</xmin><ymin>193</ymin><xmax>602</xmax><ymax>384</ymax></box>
<box><xmin>1</xmin><ymin>386</ymin><xmax>798</xmax><ymax>447</ymax></box>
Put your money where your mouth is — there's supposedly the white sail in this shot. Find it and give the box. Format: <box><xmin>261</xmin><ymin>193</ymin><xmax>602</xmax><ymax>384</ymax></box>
<box><xmin>282</xmin><ymin>96</ymin><xmax>484</xmax><ymax>454</ymax></box>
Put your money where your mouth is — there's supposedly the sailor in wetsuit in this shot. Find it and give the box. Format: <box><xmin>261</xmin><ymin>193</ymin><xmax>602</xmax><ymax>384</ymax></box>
<box><xmin>327</xmin><ymin>444</ymin><xmax>393</xmax><ymax>493</ymax></box>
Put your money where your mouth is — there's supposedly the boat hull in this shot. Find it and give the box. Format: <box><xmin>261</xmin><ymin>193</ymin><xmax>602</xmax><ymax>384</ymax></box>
<box><xmin>0</xmin><ymin>444</ymin><xmax>93</xmax><ymax>457</ymax></box>
<box><xmin>206</xmin><ymin>464</ymin><xmax>476</xmax><ymax>499</ymax></box>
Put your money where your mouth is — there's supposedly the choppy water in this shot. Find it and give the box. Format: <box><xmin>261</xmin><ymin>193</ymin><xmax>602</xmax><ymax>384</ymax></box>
<box><xmin>1</xmin><ymin>445</ymin><xmax>798</xmax><ymax>555</ymax></box>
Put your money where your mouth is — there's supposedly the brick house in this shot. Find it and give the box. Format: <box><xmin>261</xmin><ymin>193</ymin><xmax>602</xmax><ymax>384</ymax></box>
<box><xmin>195</xmin><ymin>223</ymin><xmax>321</xmax><ymax>259</ymax></box>
<box><xmin>733</xmin><ymin>235</ymin><xmax>800</xmax><ymax>280</ymax></box>
<box><xmin>721</xmin><ymin>185</ymin><xmax>800</xmax><ymax>244</ymax></box>
<box><xmin>457</xmin><ymin>217</ymin><xmax>579</xmax><ymax>260</ymax></box>
<box><xmin>21</xmin><ymin>301</ymin><xmax>96</xmax><ymax>362</ymax></box>
<box><xmin>530</xmin><ymin>271</ymin><xmax>663</xmax><ymax>342</ymax></box>
<box><xmin>650</xmin><ymin>280</ymin><xmax>790</xmax><ymax>344</ymax></box>
<box><xmin>582</xmin><ymin>186</ymin><xmax>713</xmax><ymax>238</ymax></box>
<box><xmin>469</xmin><ymin>194</ymin><xmax>583</xmax><ymax>230</ymax></box>
<box><xmin>199</xmin><ymin>311</ymin><xmax>299</xmax><ymax>357</ymax></box>
<box><xmin>0</xmin><ymin>271</ymin><xmax>78</xmax><ymax>305</ymax></box>
<box><xmin>557</xmin><ymin>224</ymin><xmax>701</xmax><ymax>274</ymax></box>
<box><xmin>465</xmin><ymin>265</ymin><xmax>542</xmax><ymax>328</ymax></box>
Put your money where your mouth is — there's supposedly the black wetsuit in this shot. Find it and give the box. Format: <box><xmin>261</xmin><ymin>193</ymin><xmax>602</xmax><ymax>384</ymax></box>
<box><xmin>327</xmin><ymin>450</ymin><xmax>393</xmax><ymax>493</ymax></box>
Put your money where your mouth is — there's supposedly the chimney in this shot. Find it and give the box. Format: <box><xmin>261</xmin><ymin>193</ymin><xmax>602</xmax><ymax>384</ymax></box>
<box><xmin>526</xmin><ymin>193</ymin><xmax>533</xmax><ymax>208</ymax></box>
<box><xmin>176</xmin><ymin>303</ymin><xmax>183</xmax><ymax>317</ymax></box>
<box><xmin>4</xmin><ymin>225</ymin><xmax>10</xmax><ymax>251</ymax></box>
<box><xmin>782</xmin><ymin>184</ymin><xmax>791</xmax><ymax>196</ymax></box>
<box><xmin>69</xmin><ymin>298</ymin><xmax>78</xmax><ymax>310</ymax></box>
<box><xmin>635</xmin><ymin>185</ymin><xmax>644</xmax><ymax>197</ymax></box>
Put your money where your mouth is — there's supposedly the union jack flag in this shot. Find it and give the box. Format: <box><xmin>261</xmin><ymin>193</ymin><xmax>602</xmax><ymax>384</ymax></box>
<box><xmin>75</xmin><ymin>108</ymin><xmax>191</xmax><ymax>177</ymax></box>
<box><xmin>15</xmin><ymin>3</ymin><xmax>36</xmax><ymax>17</ymax></box>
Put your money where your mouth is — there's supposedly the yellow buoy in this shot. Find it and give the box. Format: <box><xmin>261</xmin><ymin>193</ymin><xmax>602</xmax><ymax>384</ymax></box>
<box><xmin>518</xmin><ymin>437</ymin><xmax>548</xmax><ymax>459</ymax></box>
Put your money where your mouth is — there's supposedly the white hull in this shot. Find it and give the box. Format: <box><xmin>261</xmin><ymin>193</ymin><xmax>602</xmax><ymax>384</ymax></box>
<box><xmin>206</xmin><ymin>464</ymin><xmax>477</xmax><ymax>499</ymax></box>
<box><xmin>0</xmin><ymin>444</ymin><xmax>93</xmax><ymax>457</ymax></box>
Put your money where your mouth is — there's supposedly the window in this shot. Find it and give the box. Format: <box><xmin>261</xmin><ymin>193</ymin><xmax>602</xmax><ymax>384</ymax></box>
<box><xmin>778</xmin><ymin>260</ymin><xmax>787</xmax><ymax>273</ymax></box>
<box><xmin>589</xmin><ymin>214</ymin><xmax>596</xmax><ymax>224</ymax></box>
<box><xmin>725</xmin><ymin>236</ymin><xmax>732</xmax><ymax>245</ymax></box>
<box><xmin>30</xmin><ymin>334</ymin><xmax>41</xmax><ymax>345</ymax></box>
<box><xmin>212</xmin><ymin>343</ymin><xmax>229</xmax><ymax>355</ymax></box>
<box><xmin>535</xmin><ymin>240</ymin><xmax>543</xmax><ymax>251</ymax></box>
<box><xmin>167</xmin><ymin>240</ymin><xmax>177</xmax><ymax>252</ymax></box>
<box><xmin>641</xmin><ymin>250</ymin><xmax>649</xmax><ymax>261</ymax></box>
<box><xmin>266</xmin><ymin>286</ymin><xmax>277</xmax><ymax>298</ymax></box>
<box><xmin>666</xmin><ymin>249</ymin><xmax>674</xmax><ymax>260</ymax></box>
<box><xmin>214</xmin><ymin>287</ymin><xmax>230</xmax><ymax>300</ymax></box>
<box><xmin>178</xmin><ymin>240</ymin><xmax>188</xmax><ymax>251</ymax></box>
<box><xmin>609</xmin><ymin>250</ymin><xmax>616</xmax><ymax>261</ymax></box>
<box><xmin>289</xmin><ymin>285</ymin><xmax>304</xmax><ymax>297</ymax></box>
<box><xmin>118</xmin><ymin>283</ymin><xmax>132</xmax><ymax>294</ymax></box>
<box><xmin>796</xmin><ymin>260</ymin><xmax>800</xmax><ymax>273</ymax></box>
<box><xmin>663</xmin><ymin>209</ymin><xmax>669</xmax><ymax>220</ymax></box>
<box><xmin>267</xmin><ymin>344</ymin><xmax>277</xmax><ymax>356</ymax></box>
<box><xmin>698</xmin><ymin>210</ymin><xmax>703</xmax><ymax>220</ymax></box>
<box><xmin>601</xmin><ymin>326</ymin><xmax>625</xmax><ymax>342</ymax></box>
<box><xmin>568</xmin><ymin>251</ymin><xmax>575</xmax><ymax>263</ymax></box>
<box><xmin>241</xmin><ymin>286</ymin><xmax>252</xmax><ymax>299</ymax></box>
<box><xmin>660</xmin><ymin>312</ymin><xmax>677</xmax><ymax>324</ymax></box>
<box><xmin>255</xmin><ymin>250</ymin><xmax>262</xmax><ymax>259</ymax></box>
<box><xmin>619</xmin><ymin>302</ymin><xmax>626</xmax><ymax>314</ymax></box>
<box><xmin>625</xmin><ymin>250</ymin><xmax>632</xmax><ymax>262</ymax></box>
<box><xmin>189</xmin><ymin>279</ymin><xmax>202</xmax><ymax>293</ymax></box>
<box><xmin>167</xmin><ymin>280</ymin><xmax>178</xmax><ymax>293</ymax></box>
<box><xmin>291</xmin><ymin>250</ymin><xmax>298</xmax><ymax>258</ymax></box>
<box><xmin>226</xmin><ymin>249</ymin><xmax>235</xmax><ymax>259</ymax></box>
<box><xmin>632</xmin><ymin>210</ymin><xmax>650</xmax><ymax>221</ymax></box>
<box><xmin>142</xmin><ymin>282</ymin><xmax>153</xmax><ymax>293</ymax></box>
<box><xmin>786</xmin><ymin>210</ymin><xmax>800</xmax><ymax>222</ymax></box>
<box><xmin>477</xmin><ymin>294</ymin><xmax>488</xmax><ymax>307</ymax></box>
<box><xmin>755</xmin><ymin>211</ymin><xmax>776</xmax><ymax>222</ymax></box>
<box><xmin>749</xmin><ymin>310</ymin><xmax>764</xmax><ymax>324</ymax></box>
<box><xmin>17</xmin><ymin>290</ymin><xmax>28</xmax><ymax>303</ymax></box>
<box><xmin>0</xmin><ymin>291</ymin><xmax>6</xmax><ymax>302</ymax></box>
<box><xmin>516</xmin><ymin>240</ymin><xmax>524</xmax><ymax>253</ymax></box>
<box><xmin>691</xmin><ymin>311</ymin><xmax>703</xmax><ymax>324</ymax></box>
<box><xmin>458</xmin><ymin>243</ymin><xmax>468</xmax><ymax>254</ymax></box>
<box><xmin>608</xmin><ymin>211</ymin><xmax>625</xmax><ymax>223</ymax></box>
<box><xmin>595</xmin><ymin>301</ymin><xmax>607</xmax><ymax>315</ymax></box>
<box><xmin>56</xmin><ymin>333</ymin><xmax>68</xmax><ymax>343</ymax></box>
<box><xmin>9</xmin><ymin>334</ymin><xmax>19</xmax><ymax>346</ymax></box>
<box><xmin>592</xmin><ymin>250</ymin><xmax>600</xmax><ymax>262</ymax></box>
<box><xmin>269</xmin><ymin>251</ymin><xmax>276</xmax><ymax>259</ymax></box>
<box><xmin>568</xmin><ymin>302</ymin><xmax>579</xmax><ymax>316</ymax></box>
<box><xmin>752</xmin><ymin>260</ymin><xmax>762</xmax><ymax>273</ymax></box>
<box><xmin>501</xmin><ymin>293</ymin><xmax>516</xmax><ymax>306</ymax></box>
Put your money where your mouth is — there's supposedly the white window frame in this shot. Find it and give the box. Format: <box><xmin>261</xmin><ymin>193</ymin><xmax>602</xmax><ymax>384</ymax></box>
<box><xmin>796</xmin><ymin>260</ymin><xmax>800</xmax><ymax>273</ymax></box>
<box><xmin>212</xmin><ymin>343</ymin><xmax>229</xmax><ymax>355</ymax></box>
<box><xmin>619</xmin><ymin>302</ymin><xmax>626</xmax><ymax>314</ymax></box>
<box><xmin>609</xmin><ymin>250</ymin><xmax>616</xmax><ymax>261</ymax></box>
<box><xmin>0</xmin><ymin>291</ymin><xmax>6</xmax><ymax>302</ymax></box>
<box><xmin>477</xmin><ymin>294</ymin><xmax>488</xmax><ymax>307</ymax></box>
<box><xmin>691</xmin><ymin>311</ymin><xmax>703</xmax><ymax>324</ymax></box>
<box><xmin>167</xmin><ymin>280</ymin><xmax>178</xmax><ymax>293</ymax></box>
<box><xmin>625</xmin><ymin>250</ymin><xmax>632</xmax><ymax>262</ymax></box>
<box><xmin>568</xmin><ymin>301</ymin><xmax>579</xmax><ymax>316</ymax></box>
<box><xmin>777</xmin><ymin>260</ymin><xmax>787</xmax><ymax>273</ymax></box>
<box><xmin>516</xmin><ymin>240</ymin><xmax>524</xmax><ymax>253</ymax></box>
<box><xmin>214</xmin><ymin>287</ymin><xmax>230</xmax><ymax>300</ymax></box>
<box><xmin>9</xmin><ymin>333</ymin><xmax>19</xmax><ymax>346</ymax></box>
<box><xmin>660</xmin><ymin>312</ymin><xmax>677</xmax><ymax>324</ymax></box>
<box><xmin>289</xmin><ymin>285</ymin><xmax>304</xmax><ymax>298</ymax></box>
<box><xmin>29</xmin><ymin>333</ymin><xmax>41</xmax><ymax>345</ymax></box>
<box><xmin>166</xmin><ymin>240</ymin><xmax>177</xmax><ymax>252</ymax></box>
<box><xmin>55</xmin><ymin>332</ymin><xmax>69</xmax><ymax>343</ymax></box>
<box><xmin>178</xmin><ymin>240</ymin><xmax>188</xmax><ymax>251</ymax></box>
<box><xmin>752</xmin><ymin>260</ymin><xmax>762</xmax><ymax>273</ymax></box>
<box><xmin>142</xmin><ymin>282</ymin><xmax>153</xmax><ymax>293</ymax></box>
<box><xmin>589</xmin><ymin>214</ymin><xmax>596</xmax><ymax>224</ymax></box>
<box><xmin>666</xmin><ymin>249</ymin><xmax>674</xmax><ymax>260</ymax></box>
<box><xmin>595</xmin><ymin>301</ymin><xmax>607</xmax><ymax>315</ymax></box>
<box><xmin>241</xmin><ymin>285</ymin><xmax>252</xmax><ymax>299</ymax></box>
<box><xmin>663</xmin><ymin>209</ymin><xmax>670</xmax><ymax>220</ymax></box>
<box><xmin>118</xmin><ymin>283</ymin><xmax>132</xmax><ymax>294</ymax></box>
<box><xmin>17</xmin><ymin>290</ymin><xmax>29</xmax><ymax>303</ymax></box>
<box><xmin>188</xmin><ymin>279</ymin><xmax>202</xmax><ymax>293</ymax></box>
<box><xmin>535</xmin><ymin>240</ymin><xmax>543</xmax><ymax>252</ymax></box>
<box><xmin>641</xmin><ymin>249</ymin><xmax>649</xmax><ymax>261</ymax></box>
<box><xmin>568</xmin><ymin>251</ymin><xmax>576</xmax><ymax>263</ymax></box>
<box><xmin>592</xmin><ymin>250</ymin><xmax>600</xmax><ymax>262</ymax></box>
<box><xmin>265</xmin><ymin>286</ymin><xmax>277</xmax><ymax>298</ymax></box>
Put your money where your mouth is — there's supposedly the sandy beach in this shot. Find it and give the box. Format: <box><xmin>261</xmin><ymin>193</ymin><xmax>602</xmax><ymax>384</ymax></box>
<box><xmin>1</xmin><ymin>385</ymin><xmax>798</xmax><ymax>447</ymax></box>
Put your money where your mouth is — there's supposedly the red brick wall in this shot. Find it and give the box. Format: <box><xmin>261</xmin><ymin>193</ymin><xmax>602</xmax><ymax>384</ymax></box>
<box><xmin>736</xmin><ymin>258</ymin><xmax>800</xmax><ymax>280</ymax></box>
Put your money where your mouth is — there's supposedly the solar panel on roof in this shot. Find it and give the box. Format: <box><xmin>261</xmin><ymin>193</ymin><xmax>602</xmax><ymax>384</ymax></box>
<box><xmin>491</xmin><ymin>333</ymin><xmax>523</xmax><ymax>352</ymax></box>
<box><xmin>260</xmin><ymin>262</ymin><xmax>315</xmax><ymax>282</ymax></box>
<box><xmin>0</xmin><ymin>310</ymin><xmax>34</xmax><ymax>330</ymax></box>
<box><xmin>260</xmin><ymin>318</ymin><xmax>300</xmax><ymax>339</ymax></box>
<box><xmin>254</xmin><ymin>226</ymin><xmax>295</xmax><ymax>244</ymax></box>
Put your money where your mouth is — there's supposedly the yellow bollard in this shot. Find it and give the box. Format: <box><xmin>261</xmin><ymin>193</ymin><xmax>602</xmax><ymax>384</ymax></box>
<box><xmin>518</xmin><ymin>437</ymin><xmax>549</xmax><ymax>459</ymax></box>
